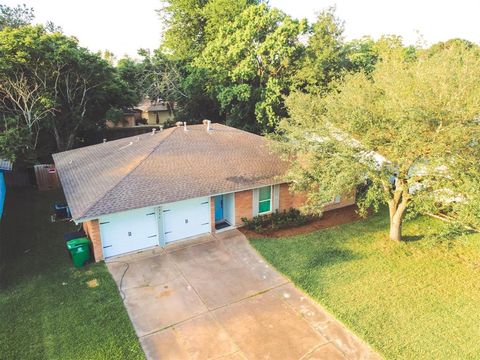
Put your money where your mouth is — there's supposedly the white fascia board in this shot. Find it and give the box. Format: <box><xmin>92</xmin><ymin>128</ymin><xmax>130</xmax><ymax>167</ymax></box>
<box><xmin>75</xmin><ymin>181</ymin><xmax>287</xmax><ymax>223</ymax></box>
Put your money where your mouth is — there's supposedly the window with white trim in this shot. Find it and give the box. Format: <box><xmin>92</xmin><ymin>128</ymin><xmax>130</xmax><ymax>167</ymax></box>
<box><xmin>258</xmin><ymin>186</ymin><xmax>272</xmax><ymax>214</ymax></box>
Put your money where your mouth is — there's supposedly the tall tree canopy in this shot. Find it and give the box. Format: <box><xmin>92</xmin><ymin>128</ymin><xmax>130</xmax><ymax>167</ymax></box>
<box><xmin>294</xmin><ymin>8</ymin><xmax>381</xmax><ymax>94</ymax></box>
<box><xmin>294</xmin><ymin>8</ymin><xmax>347</xmax><ymax>94</ymax></box>
<box><xmin>159</xmin><ymin>0</ymin><xmax>259</xmax><ymax>60</ymax></box>
<box><xmin>275</xmin><ymin>40</ymin><xmax>480</xmax><ymax>240</ymax></box>
<box><xmin>0</xmin><ymin>25</ymin><xmax>135</xmax><ymax>160</ymax></box>
<box><xmin>155</xmin><ymin>3</ymin><xmax>377</xmax><ymax>131</ymax></box>
<box><xmin>196</xmin><ymin>3</ymin><xmax>307</xmax><ymax>131</ymax></box>
<box><xmin>0</xmin><ymin>3</ymin><xmax>34</xmax><ymax>30</ymax></box>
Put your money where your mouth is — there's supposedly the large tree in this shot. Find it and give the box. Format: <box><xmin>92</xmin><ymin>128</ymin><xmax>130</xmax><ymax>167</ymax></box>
<box><xmin>154</xmin><ymin>0</ymin><xmax>261</xmax><ymax>124</ymax></box>
<box><xmin>116</xmin><ymin>56</ymin><xmax>144</xmax><ymax>105</ymax></box>
<box><xmin>275</xmin><ymin>40</ymin><xmax>480</xmax><ymax>240</ymax></box>
<box><xmin>0</xmin><ymin>25</ymin><xmax>135</xmax><ymax>155</ymax></box>
<box><xmin>294</xmin><ymin>8</ymin><xmax>347</xmax><ymax>94</ymax></box>
<box><xmin>159</xmin><ymin>0</ymin><xmax>258</xmax><ymax>60</ymax></box>
<box><xmin>196</xmin><ymin>3</ymin><xmax>306</xmax><ymax>131</ymax></box>
<box><xmin>294</xmin><ymin>8</ymin><xmax>381</xmax><ymax>95</ymax></box>
<box><xmin>51</xmin><ymin>47</ymin><xmax>134</xmax><ymax>151</ymax></box>
<box><xmin>0</xmin><ymin>25</ymin><xmax>62</xmax><ymax>151</ymax></box>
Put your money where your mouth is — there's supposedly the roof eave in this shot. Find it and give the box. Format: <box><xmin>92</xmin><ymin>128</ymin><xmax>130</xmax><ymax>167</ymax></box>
<box><xmin>76</xmin><ymin>179</ymin><xmax>288</xmax><ymax>222</ymax></box>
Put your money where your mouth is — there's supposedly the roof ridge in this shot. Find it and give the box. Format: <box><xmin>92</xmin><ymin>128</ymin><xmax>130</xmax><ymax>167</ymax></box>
<box><xmin>212</xmin><ymin>123</ymin><xmax>269</xmax><ymax>139</ymax></box>
<box><xmin>79</xmin><ymin>127</ymin><xmax>178</xmax><ymax>219</ymax></box>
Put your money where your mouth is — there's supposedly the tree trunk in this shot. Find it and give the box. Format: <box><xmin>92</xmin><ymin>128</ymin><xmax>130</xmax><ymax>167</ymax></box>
<box><xmin>388</xmin><ymin>186</ymin><xmax>410</xmax><ymax>241</ymax></box>
<box><xmin>52</xmin><ymin>116</ymin><xmax>81</xmax><ymax>151</ymax></box>
<box><xmin>66</xmin><ymin>132</ymin><xmax>76</xmax><ymax>150</ymax></box>
<box><xmin>389</xmin><ymin>215</ymin><xmax>402</xmax><ymax>241</ymax></box>
<box><xmin>52</xmin><ymin>125</ymin><xmax>67</xmax><ymax>152</ymax></box>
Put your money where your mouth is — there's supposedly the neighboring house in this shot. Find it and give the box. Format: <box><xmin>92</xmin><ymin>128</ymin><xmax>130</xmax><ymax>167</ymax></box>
<box><xmin>106</xmin><ymin>99</ymin><xmax>174</xmax><ymax>129</ymax></box>
<box><xmin>137</xmin><ymin>98</ymin><xmax>174</xmax><ymax>125</ymax></box>
<box><xmin>53</xmin><ymin>122</ymin><xmax>354</xmax><ymax>261</ymax></box>
<box><xmin>0</xmin><ymin>159</ymin><xmax>12</xmax><ymax>218</ymax></box>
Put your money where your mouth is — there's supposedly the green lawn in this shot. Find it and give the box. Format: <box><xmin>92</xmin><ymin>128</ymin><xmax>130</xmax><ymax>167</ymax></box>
<box><xmin>250</xmin><ymin>210</ymin><xmax>480</xmax><ymax>360</ymax></box>
<box><xmin>0</xmin><ymin>188</ymin><xmax>144</xmax><ymax>360</ymax></box>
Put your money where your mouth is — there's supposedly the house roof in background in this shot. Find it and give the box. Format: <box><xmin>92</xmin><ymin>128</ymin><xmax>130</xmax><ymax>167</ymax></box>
<box><xmin>0</xmin><ymin>159</ymin><xmax>12</xmax><ymax>171</ymax></box>
<box><xmin>136</xmin><ymin>98</ymin><xmax>170</xmax><ymax>112</ymax></box>
<box><xmin>53</xmin><ymin>123</ymin><xmax>288</xmax><ymax>221</ymax></box>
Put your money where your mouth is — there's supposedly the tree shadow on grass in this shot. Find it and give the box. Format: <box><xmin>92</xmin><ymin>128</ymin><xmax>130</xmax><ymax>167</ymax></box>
<box><xmin>402</xmin><ymin>235</ymin><xmax>424</xmax><ymax>242</ymax></box>
<box><xmin>0</xmin><ymin>188</ymin><xmax>74</xmax><ymax>290</ymax></box>
<box><xmin>306</xmin><ymin>248</ymin><xmax>362</xmax><ymax>269</ymax></box>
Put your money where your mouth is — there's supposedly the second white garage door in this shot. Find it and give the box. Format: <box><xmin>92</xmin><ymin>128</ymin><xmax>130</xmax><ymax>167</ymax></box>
<box><xmin>162</xmin><ymin>197</ymin><xmax>210</xmax><ymax>243</ymax></box>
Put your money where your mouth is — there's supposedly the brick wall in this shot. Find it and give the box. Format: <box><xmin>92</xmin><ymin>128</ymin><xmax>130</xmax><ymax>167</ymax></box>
<box><xmin>278</xmin><ymin>183</ymin><xmax>355</xmax><ymax>212</ymax></box>
<box><xmin>82</xmin><ymin>220</ymin><xmax>103</xmax><ymax>262</ymax></box>
<box><xmin>234</xmin><ymin>189</ymin><xmax>253</xmax><ymax>226</ymax></box>
<box><xmin>324</xmin><ymin>192</ymin><xmax>356</xmax><ymax>211</ymax></box>
<box><xmin>278</xmin><ymin>183</ymin><xmax>307</xmax><ymax>211</ymax></box>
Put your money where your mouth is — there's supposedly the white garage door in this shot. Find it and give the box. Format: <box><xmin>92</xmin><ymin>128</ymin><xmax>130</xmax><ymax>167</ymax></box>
<box><xmin>162</xmin><ymin>197</ymin><xmax>210</xmax><ymax>243</ymax></box>
<box><xmin>99</xmin><ymin>207</ymin><xmax>158</xmax><ymax>258</ymax></box>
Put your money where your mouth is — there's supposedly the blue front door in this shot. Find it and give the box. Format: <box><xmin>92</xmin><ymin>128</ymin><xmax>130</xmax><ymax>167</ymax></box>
<box><xmin>214</xmin><ymin>195</ymin><xmax>223</xmax><ymax>222</ymax></box>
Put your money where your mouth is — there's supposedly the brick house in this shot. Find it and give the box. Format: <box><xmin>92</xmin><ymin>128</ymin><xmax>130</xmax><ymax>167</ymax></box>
<box><xmin>53</xmin><ymin>122</ymin><xmax>354</xmax><ymax>261</ymax></box>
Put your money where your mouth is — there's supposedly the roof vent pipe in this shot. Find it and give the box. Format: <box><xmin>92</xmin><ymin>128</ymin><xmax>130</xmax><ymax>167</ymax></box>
<box><xmin>103</xmin><ymin>138</ymin><xmax>107</xmax><ymax>143</ymax></box>
<box><xmin>202</xmin><ymin>119</ymin><xmax>212</xmax><ymax>132</ymax></box>
<box><xmin>152</xmin><ymin>128</ymin><xmax>156</xmax><ymax>135</ymax></box>
<box><xmin>159</xmin><ymin>124</ymin><xmax>164</xmax><ymax>132</ymax></box>
<box><xmin>183</xmin><ymin>122</ymin><xmax>188</xmax><ymax>131</ymax></box>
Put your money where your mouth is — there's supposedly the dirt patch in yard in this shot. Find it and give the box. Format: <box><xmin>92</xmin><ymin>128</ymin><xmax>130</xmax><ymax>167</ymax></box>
<box><xmin>239</xmin><ymin>205</ymin><xmax>365</xmax><ymax>238</ymax></box>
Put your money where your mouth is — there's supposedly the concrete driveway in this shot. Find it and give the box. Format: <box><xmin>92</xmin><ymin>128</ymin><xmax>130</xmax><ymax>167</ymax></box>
<box><xmin>107</xmin><ymin>230</ymin><xmax>380</xmax><ymax>360</ymax></box>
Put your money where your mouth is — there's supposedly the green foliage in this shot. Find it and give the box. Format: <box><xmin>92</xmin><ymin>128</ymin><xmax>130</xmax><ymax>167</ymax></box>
<box><xmin>0</xmin><ymin>25</ymin><xmax>135</xmax><ymax>156</ymax></box>
<box><xmin>175</xmin><ymin>66</ymin><xmax>223</xmax><ymax>122</ymax></box>
<box><xmin>0</xmin><ymin>116</ymin><xmax>30</xmax><ymax>161</ymax></box>
<box><xmin>116</xmin><ymin>57</ymin><xmax>144</xmax><ymax>105</ymax></box>
<box><xmin>294</xmin><ymin>7</ymin><xmax>347</xmax><ymax>93</ymax></box>
<box><xmin>51</xmin><ymin>45</ymin><xmax>135</xmax><ymax>150</ymax></box>
<box><xmin>344</xmin><ymin>37</ymin><xmax>379</xmax><ymax>75</ymax></box>
<box><xmin>241</xmin><ymin>208</ymin><xmax>312</xmax><ymax>233</ymax></box>
<box><xmin>436</xmin><ymin>221</ymin><xmax>471</xmax><ymax>241</ymax></box>
<box><xmin>294</xmin><ymin>9</ymin><xmax>382</xmax><ymax>94</ymax></box>
<box><xmin>134</xmin><ymin>50</ymin><xmax>183</xmax><ymax>107</ymax></box>
<box><xmin>155</xmin><ymin>3</ymin><xmax>375</xmax><ymax>130</ymax></box>
<box><xmin>159</xmin><ymin>0</ymin><xmax>258</xmax><ymax>60</ymax></box>
<box><xmin>424</xmin><ymin>38</ymin><xmax>478</xmax><ymax>56</ymax></box>
<box><xmin>0</xmin><ymin>3</ymin><xmax>34</xmax><ymax>30</ymax></box>
<box><xmin>105</xmin><ymin>107</ymin><xmax>125</xmax><ymax>125</ymax></box>
<box><xmin>276</xmin><ymin>39</ymin><xmax>480</xmax><ymax>238</ymax></box>
<box><xmin>196</xmin><ymin>3</ymin><xmax>307</xmax><ymax>130</ymax></box>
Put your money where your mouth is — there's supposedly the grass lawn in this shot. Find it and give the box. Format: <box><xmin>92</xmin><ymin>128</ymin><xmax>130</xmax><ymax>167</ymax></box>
<box><xmin>250</xmin><ymin>210</ymin><xmax>480</xmax><ymax>360</ymax></box>
<box><xmin>0</xmin><ymin>188</ymin><xmax>144</xmax><ymax>360</ymax></box>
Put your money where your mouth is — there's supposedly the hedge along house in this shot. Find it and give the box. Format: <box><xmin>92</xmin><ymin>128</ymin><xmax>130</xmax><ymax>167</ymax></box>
<box><xmin>53</xmin><ymin>122</ymin><xmax>355</xmax><ymax>261</ymax></box>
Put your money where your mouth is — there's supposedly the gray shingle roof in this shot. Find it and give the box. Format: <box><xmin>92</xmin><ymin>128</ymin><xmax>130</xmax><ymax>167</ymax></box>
<box><xmin>53</xmin><ymin>124</ymin><xmax>288</xmax><ymax>221</ymax></box>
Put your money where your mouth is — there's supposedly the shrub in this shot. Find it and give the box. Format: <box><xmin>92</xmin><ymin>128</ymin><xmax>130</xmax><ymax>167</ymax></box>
<box><xmin>241</xmin><ymin>208</ymin><xmax>312</xmax><ymax>233</ymax></box>
<box><xmin>437</xmin><ymin>222</ymin><xmax>471</xmax><ymax>240</ymax></box>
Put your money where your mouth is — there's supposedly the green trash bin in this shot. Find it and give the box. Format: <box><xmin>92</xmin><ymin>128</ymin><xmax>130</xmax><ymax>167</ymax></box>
<box><xmin>66</xmin><ymin>237</ymin><xmax>91</xmax><ymax>268</ymax></box>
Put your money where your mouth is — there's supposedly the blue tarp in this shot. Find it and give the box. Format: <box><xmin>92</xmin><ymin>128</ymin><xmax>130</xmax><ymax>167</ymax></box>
<box><xmin>0</xmin><ymin>171</ymin><xmax>5</xmax><ymax>218</ymax></box>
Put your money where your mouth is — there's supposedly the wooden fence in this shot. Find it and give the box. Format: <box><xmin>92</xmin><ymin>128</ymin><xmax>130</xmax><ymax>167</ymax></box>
<box><xmin>33</xmin><ymin>164</ymin><xmax>60</xmax><ymax>191</ymax></box>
